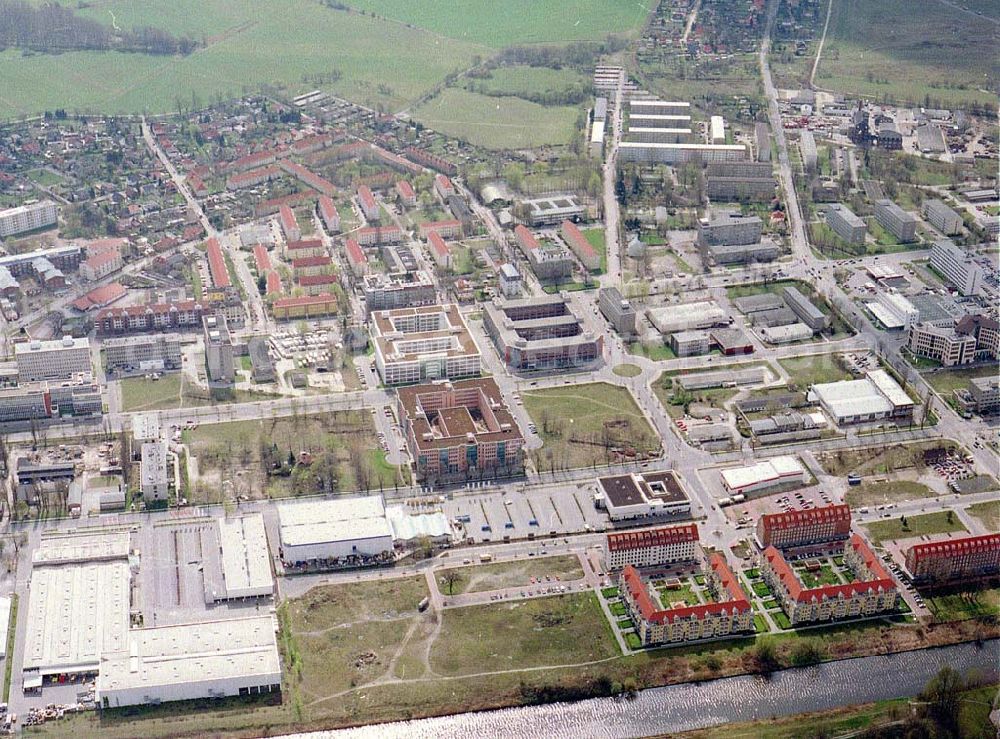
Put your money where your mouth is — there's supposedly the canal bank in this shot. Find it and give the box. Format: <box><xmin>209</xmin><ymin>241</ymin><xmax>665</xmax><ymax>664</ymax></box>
<box><xmin>286</xmin><ymin>640</ymin><xmax>999</xmax><ymax>739</ymax></box>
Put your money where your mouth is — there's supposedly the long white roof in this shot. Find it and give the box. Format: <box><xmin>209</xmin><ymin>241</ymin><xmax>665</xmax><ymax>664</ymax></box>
<box><xmin>218</xmin><ymin>514</ymin><xmax>273</xmax><ymax>597</ymax></box>
<box><xmin>278</xmin><ymin>496</ymin><xmax>392</xmax><ymax>547</ymax></box>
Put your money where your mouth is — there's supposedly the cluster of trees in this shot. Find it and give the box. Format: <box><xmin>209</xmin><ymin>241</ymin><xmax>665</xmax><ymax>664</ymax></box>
<box><xmin>0</xmin><ymin>1</ymin><xmax>199</xmax><ymax>55</ymax></box>
<box><xmin>464</xmin><ymin>79</ymin><xmax>593</xmax><ymax>108</ymax></box>
<box><xmin>495</xmin><ymin>37</ymin><xmax>627</xmax><ymax>71</ymax></box>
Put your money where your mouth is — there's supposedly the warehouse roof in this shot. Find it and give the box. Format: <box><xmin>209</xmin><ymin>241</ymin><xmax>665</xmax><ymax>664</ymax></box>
<box><xmin>721</xmin><ymin>456</ymin><xmax>805</xmax><ymax>491</ymax></box>
<box><xmin>217</xmin><ymin>514</ymin><xmax>273</xmax><ymax>598</ymax></box>
<box><xmin>278</xmin><ymin>496</ymin><xmax>391</xmax><ymax>547</ymax></box>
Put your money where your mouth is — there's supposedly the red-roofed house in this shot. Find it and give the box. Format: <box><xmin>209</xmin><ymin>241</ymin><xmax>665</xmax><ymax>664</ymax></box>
<box><xmin>514</xmin><ymin>224</ymin><xmax>539</xmax><ymax>255</ymax></box>
<box><xmin>205</xmin><ymin>237</ymin><xmax>231</xmax><ymax>289</ymax></box>
<box><xmin>253</xmin><ymin>244</ymin><xmax>272</xmax><ymax>274</ymax></box>
<box><xmin>356</xmin><ymin>225</ymin><xmax>402</xmax><ymax>247</ymax></box>
<box><xmin>79</xmin><ymin>248</ymin><xmax>123</xmax><ymax>282</ymax></box>
<box><xmin>297</xmin><ymin>273</ymin><xmax>340</xmax><ymax>296</ymax></box>
<box><xmin>427</xmin><ymin>231</ymin><xmax>451</xmax><ymax>270</ymax></box>
<box><xmin>291</xmin><ymin>256</ymin><xmax>333</xmax><ymax>277</ymax></box>
<box><xmin>357</xmin><ymin>185</ymin><xmax>379</xmax><ymax>221</ymax></box>
<box><xmin>560</xmin><ymin>220</ymin><xmax>600</xmax><ymax>271</ymax></box>
<box><xmin>318</xmin><ymin>196</ymin><xmax>341</xmax><ymax>233</ymax></box>
<box><xmin>344</xmin><ymin>239</ymin><xmax>368</xmax><ymax>277</ymax></box>
<box><xmin>434</xmin><ymin>173</ymin><xmax>455</xmax><ymax>200</ymax></box>
<box><xmin>761</xmin><ymin>534</ymin><xmax>898</xmax><ymax>625</ymax></box>
<box><xmin>278</xmin><ymin>160</ymin><xmax>336</xmax><ymax>196</ymax></box>
<box><xmin>266</xmin><ymin>270</ymin><xmax>282</xmax><ymax>296</ymax></box>
<box><xmin>284</xmin><ymin>239</ymin><xmax>326</xmax><ymax>260</ymax></box>
<box><xmin>619</xmin><ymin>555</ymin><xmax>753</xmax><ymax>646</ymax></box>
<box><xmin>227</xmin><ymin>165</ymin><xmax>281</xmax><ymax>191</ymax></box>
<box><xmin>396</xmin><ymin>180</ymin><xmax>417</xmax><ymax>207</ymax></box>
<box><xmin>755</xmin><ymin>504</ymin><xmax>851</xmax><ymax>550</ymax></box>
<box><xmin>904</xmin><ymin>533</ymin><xmax>1000</xmax><ymax>584</ymax></box>
<box><xmin>418</xmin><ymin>220</ymin><xmax>464</xmax><ymax>240</ymax></box>
<box><xmin>605</xmin><ymin>524</ymin><xmax>700</xmax><ymax>570</ymax></box>
<box><xmin>272</xmin><ymin>293</ymin><xmax>339</xmax><ymax>320</ymax></box>
<box><xmin>279</xmin><ymin>205</ymin><xmax>301</xmax><ymax>242</ymax></box>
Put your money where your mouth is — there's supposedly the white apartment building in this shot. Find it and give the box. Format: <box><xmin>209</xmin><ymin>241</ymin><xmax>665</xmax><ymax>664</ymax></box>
<box><xmin>0</xmin><ymin>201</ymin><xmax>57</xmax><ymax>238</ymax></box>
<box><xmin>15</xmin><ymin>336</ymin><xmax>92</xmax><ymax>383</ymax></box>
<box><xmin>929</xmin><ymin>239</ymin><xmax>983</xmax><ymax>295</ymax></box>
<box><xmin>922</xmin><ymin>199</ymin><xmax>963</xmax><ymax>236</ymax></box>
<box><xmin>604</xmin><ymin>524</ymin><xmax>699</xmax><ymax>570</ymax></box>
<box><xmin>371</xmin><ymin>304</ymin><xmax>481</xmax><ymax>386</ymax></box>
<box><xmin>103</xmin><ymin>334</ymin><xmax>183</xmax><ymax>373</ymax></box>
<box><xmin>140</xmin><ymin>441</ymin><xmax>169</xmax><ymax>501</ymax></box>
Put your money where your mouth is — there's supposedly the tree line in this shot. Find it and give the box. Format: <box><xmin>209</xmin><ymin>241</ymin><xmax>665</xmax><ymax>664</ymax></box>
<box><xmin>0</xmin><ymin>1</ymin><xmax>200</xmax><ymax>55</ymax></box>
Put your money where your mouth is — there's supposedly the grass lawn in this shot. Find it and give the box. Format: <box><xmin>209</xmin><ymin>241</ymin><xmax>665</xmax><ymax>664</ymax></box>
<box><xmin>772</xmin><ymin>611</ymin><xmax>792</xmax><ymax>629</ymax></box>
<box><xmin>924</xmin><ymin>588</ymin><xmax>1000</xmax><ymax>622</ymax></box>
<box><xmin>468</xmin><ymin>65</ymin><xmax>589</xmax><ymax>97</ymax></box>
<box><xmin>119</xmin><ymin>374</ymin><xmax>277</xmax><ymax>412</ymax></box>
<box><xmin>429</xmin><ymin>593</ymin><xmax>620</xmax><ymax>675</ymax></box>
<box><xmin>625</xmin><ymin>632</ymin><xmax>643</xmax><ymax>649</ymax></box>
<box><xmin>752</xmin><ymin>581</ymin><xmax>773</xmax><ymax>598</ymax></box>
<box><xmin>844</xmin><ymin>480</ymin><xmax>937</xmax><ymax>509</ymax></box>
<box><xmin>0</xmin><ymin>0</ymin><xmax>488</xmax><ymax>118</ymax></box>
<box><xmin>612</xmin><ymin>363</ymin><xmax>642</xmax><ymax>378</ymax></box>
<box><xmin>601</xmin><ymin>587</ymin><xmax>619</xmax><ymax>599</ymax></box>
<box><xmin>753</xmin><ymin>614</ymin><xmax>768</xmax><ymax>634</ymax></box>
<box><xmin>183</xmin><ymin>411</ymin><xmax>407</xmax><ymax>500</ymax></box>
<box><xmin>778</xmin><ymin>353</ymin><xmax>854</xmax><ymax>389</ymax></box>
<box><xmin>411</xmin><ymin>88</ymin><xmax>579</xmax><ymax>149</ymax></box>
<box><xmin>654</xmin><ymin>582</ymin><xmax>701</xmax><ymax>608</ymax></box>
<box><xmin>796</xmin><ymin>565</ymin><xmax>842</xmax><ymax>588</ymax></box>
<box><xmin>819</xmin><ymin>440</ymin><xmax>963</xmax><ymax>477</ymax></box>
<box><xmin>965</xmin><ymin>500</ymin><xmax>1000</xmax><ymax>532</ymax></box>
<box><xmin>610</xmin><ymin>601</ymin><xmax>628</xmax><ymax>617</ymax></box>
<box><xmin>582</xmin><ymin>227</ymin><xmax>607</xmax><ymax>272</ymax></box>
<box><xmin>523</xmin><ymin>382</ymin><xmax>659</xmax><ymax>470</ymax></box>
<box><xmin>923</xmin><ymin>365</ymin><xmax>999</xmax><ymax>395</ymax></box>
<box><xmin>865</xmin><ymin>511</ymin><xmax>968</xmax><ymax>544</ymax></box>
<box><xmin>628</xmin><ymin>341</ymin><xmax>677</xmax><ymax>361</ymax></box>
<box><xmin>438</xmin><ymin>554</ymin><xmax>584</xmax><ymax>595</ymax></box>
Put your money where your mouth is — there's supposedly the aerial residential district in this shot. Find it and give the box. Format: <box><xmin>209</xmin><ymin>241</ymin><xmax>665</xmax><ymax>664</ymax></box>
<box><xmin>0</xmin><ymin>0</ymin><xmax>996</xmax><ymax>737</ymax></box>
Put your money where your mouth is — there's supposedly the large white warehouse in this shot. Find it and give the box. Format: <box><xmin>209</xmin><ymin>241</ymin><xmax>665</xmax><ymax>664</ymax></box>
<box><xmin>96</xmin><ymin>616</ymin><xmax>282</xmax><ymax>708</ymax></box>
<box><xmin>277</xmin><ymin>496</ymin><xmax>394</xmax><ymax>564</ymax></box>
<box><xmin>215</xmin><ymin>513</ymin><xmax>274</xmax><ymax>600</ymax></box>
<box><xmin>720</xmin><ymin>456</ymin><xmax>807</xmax><ymax>495</ymax></box>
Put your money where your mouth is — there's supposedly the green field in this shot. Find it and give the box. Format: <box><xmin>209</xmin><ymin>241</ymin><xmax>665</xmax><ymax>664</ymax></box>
<box><xmin>119</xmin><ymin>374</ymin><xmax>276</xmax><ymax>412</ymax></box>
<box><xmin>844</xmin><ymin>480</ymin><xmax>936</xmax><ymax>509</ymax></box>
<box><xmin>0</xmin><ymin>0</ymin><xmax>484</xmax><ymax>118</ymax></box>
<box><xmin>339</xmin><ymin>0</ymin><xmax>646</xmax><ymax>46</ymax></box>
<box><xmin>923</xmin><ymin>365</ymin><xmax>999</xmax><ymax>395</ymax></box>
<box><xmin>523</xmin><ymin>382</ymin><xmax>660</xmax><ymax>470</ymax></box>
<box><xmin>925</xmin><ymin>588</ymin><xmax>1000</xmax><ymax>622</ymax></box>
<box><xmin>966</xmin><ymin>500</ymin><xmax>1000</xmax><ymax>532</ymax></box>
<box><xmin>411</xmin><ymin>88</ymin><xmax>580</xmax><ymax>149</ymax></box>
<box><xmin>438</xmin><ymin>555</ymin><xmax>585</xmax><ymax>595</ymax></box>
<box><xmin>865</xmin><ymin>511</ymin><xmax>968</xmax><ymax>544</ymax></box>
<box><xmin>778</xmin><ymin>353</ymin><xmax>854</xmax><ymax>389</ymax></box>
<box><xmin>612</xmin><ymin>363</ymin><xmax>642</xmax><ymax>378</ymax></box>
<box><xmin>815</xmin><ymin>0</ymin><xmax>997</xmax><ymax>108</ymax></box>
<box><xmin>468</xmin><ymin>65</ymin><xmax>590</xmax><ymax>97</ymax></box>
<box><xmin>582</xmin><ymin>227</ymin><xmax>607</xmax><ymax>271</ymax></box>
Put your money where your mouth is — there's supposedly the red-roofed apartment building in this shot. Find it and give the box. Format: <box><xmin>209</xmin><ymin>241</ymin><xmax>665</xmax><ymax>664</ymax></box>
<box><xmin>619</xmin><ymin>554</ymin><xmax>753</xmax><ymax>646</ymax></box>
<box><xmin>605</xmin><ymin>524</ymin><xmax>699</xmax><ymax>570</ymax></box>
<box><xmin>427</xmin><ymin>231</ymin><xmax>451</xmax><ymax>270</ymax></box>
<box><xmin>904</xmin><ymin>533</ymin><xmax>1000</xmax><ymax>584</ymax></box>
<box><xmin>79</xmin><ymin>248</ymin><xmax>123</xmax><ymax>281</ymax></box>
<box><xmin>356</xmin><ymin>225</ymin><xmax>402</xmax><ymax>246</ymax></box>
<box><xmin>279</xmin><ymin>205</ymin><xmax>301</xmax><ymax>242</ymax></box>
<box><xmin>252</xmin><ymin>244</ymin><xmax>272</xmax><ymax>274</ymax></box>
<box><xmin>205</xmin><ymin>237</ymin><xmax>231</xmax><ymax>289</ymax></box>
<box><xmin>266</xmin><ymin>270</ymin><xmax>282</xmax><ymax>296</ymax></box>
<box><xmin>284</xmin><ymin>239</ymin><xmax>325</xmax><ymax>260</ymax></box>
<box><xmin>755</xmin><ymin>504</ymin><xmax>852</xmax><ymax>549</ymax></box>
<box><xmin>396</xmin><ymin>180</ymin><xmax>417</xmax><ymax>207</ymax></box>
<box><xmin>418</xmin><ymin>220</ymin><xmax>464</xmax><ymax>240</ymax></box>
<box><xmin>344</xmin><ymin>238</ymin><xmax>368</xmax><ymax>277</ymax></box>
<box><xmin>560</xmin><ymin>220</ymin><xmax>600</xmax><ymax>271</ymax></box>
<box><xmin>434</xmin><ymin>173</ymin><xmax>455</xmax><ymax>201</ymax></box>
<box><xmin>318</xmin><ymin>196</ymin><xmax>340</xmax><ymax>233</ymax></box>
<box><xmin>357</xmin><ymin>185</ymin><xmax>379</xmax><ymax>221</ymax></box>
<box><xmin>292</xmin><ymin>256</ymin><xmax>333</xmax><ymax>278</ymax></box>
<box><xmin>761</xmin><ymin>534</ymin><xmax>898</xmax><ymax>625</ymax></box>
<box><xmin>513</xmin><ymin>224</ymin><xmax>539</xmax><ymax>255</ymax></box>
<box><xmin>297</xmin><ymin>273</ymin><xmax>340</xmax><ymax>296</ymax></box>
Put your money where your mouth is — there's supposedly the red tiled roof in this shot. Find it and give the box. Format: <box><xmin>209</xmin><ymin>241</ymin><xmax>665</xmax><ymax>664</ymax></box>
<box><xmin>760</xmin><ymin>504</ymin><xmax>851</xmax><ymax>533</ymax></box>
<box><xmin>357</xmin><ymin>225</ymin><xmax>401</xmax><ymax>237</ymax></box>
<box><xmin>763</xmin><ymin>544</ymin><xmax>895</xmax><ymax>603</ymax></box>
<box><xmin>435</xmin><ymin>173</ymin><xmax>454</xmax><ymax>192</ymax></box>
<box><xmin>420</xmin><ymin>219</ymin><xmax>463</xmax><ymax>234</ymax></box>
<box><xmin>514</xmin><ymin>224</ymin><xmax>539</xmax><ymax>250</ymax></box>
<box><xmin>319</xmin><ymin>195</ymin><xmax>339</xmax><ymax>223</ymax></box>
<box><xmin>560</xmin><ymin>220</ymin><xmax>597</xmax><ymax>261</ymax></box>
<box><xmin>427</xmin><ymin>230</ymin><xmax>449</xmax><ymax>259</ymax></box>
<box><xmin>622</xmin><ymin>565</ymin><xmax>750</xmax><ymax>624</ymax></box>
<box><xmin>291</xmin><ymin>256</ymin><xmax>332</xmax><ymax>268</ymax></box>
<box><xmin>397</xmin><ymin>180</ymin><xmax>415</xmax><ymax>199</ymax></box>
<box><xmin>83</xmin><ymin>249</ymin><xmax>120</xmax><ymax>270</ymax></box>
<box><xmin>205</xmin><ymin>237</ymin><xmax>230</xmax><ymax>289</ymax></box>
<box><xmin>273</xmin><ymin>293</ymin><xmax>337</xmax><ymax>308</ymax></box>
<box><xmin>97</xmin><ymin>300</ymin><xmax>202</xmax><ymax>321</ymax></box>
<box><xmin>253</xmin><ymin>245</ymin><xmax>272</xmax><ymax>273</ymax></box>
<box><xmin>298</xmin><ymin>273</ymin><xmax>338</xmax><ymax>286</ymax></box>
<box><xmin>266</xmin><ymin>270</ymin><xmax>282</xmax><ymax>295</ymax></box>
<box><xmin>279</xmin><ymin>205</ymin><xmax>299</xmax><ymax>233</ymax></box>
<box><xmin>607</xmin><ymin>524</ymin><xmax>699</xmax><ymax>552</ymax></box>
<box><xmin>71</xmin><ymin>282</ymin><xmax>126</xmax><ymax>311</ymax></box>
<box><xmin>345</xmin><ymin>239</ymin><xmax>366</xmax><ymax>266</ymax></box>
<box><xmin>286</xmin><ymin>239</ymin><xmax>324</xmax><ymax>251</ymax></box>
<box><xmin>907</xmin><ymin>533</ymin><xmax>1000</xmax><ymax>563</ymax></box>
<box><xmin>358</xmin><ymin>185</ymin><xmax>376</xmax><ymax>211</ymax></box>
<box><xmin>83</xmin><ymin>238</ymin><xmax>126</xmax><ymax>255</ymax></box>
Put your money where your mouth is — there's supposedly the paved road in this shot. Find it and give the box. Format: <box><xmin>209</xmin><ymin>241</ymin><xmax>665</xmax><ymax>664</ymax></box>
<box><xmin>602</xmin><ymin>69</ymin><xmax>626</xmax><ymax>287</ymax></box>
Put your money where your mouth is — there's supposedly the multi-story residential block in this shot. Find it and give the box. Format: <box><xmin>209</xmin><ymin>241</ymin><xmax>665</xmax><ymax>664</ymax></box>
<box><xmin>874</xmin><ymin>200</ymin><xmax>918</xmax><ymax>242</ymax></box>
<box><xmin>922</xmin><ymin>199</ymin><xmax>963</xmax><ymax>236</ymax></box>
<box><xmin>697</xmin><ymin>211</ymin><xmax>762</xmax><ymax>246</ymax></box>
<box><xmin>271</xmin><ymin>294</ymin><xmax>339</xmax><ymax>320</ymax></box>
<box><xmin>800</xmin><ymin>131</ymin><xmax>817</xmax><ymax>172</ymax></box>
<box><xmin>96</xmin><ymin>300</ymin><xmax>207</xmax><ymax>335</ymax></box>
<box><xmin>598</xmin><ymin>287</ymin><xmax>637</xmax><ymax>337</ymax></box>
<box><xmin>604</xmin><ymin>524</ymin><xmax>699</xmax><ymax>571</ymax></box>
<box><xmin>826</xmin><ymin>204</ymin><xmax>867</xmax><ymax>245</ymax></box>
<box><xmin>397</xmin><ymin>378</ymin><xmax>524</xmax><ymax>484</ymax></box>
<box><xmin>285</xmin><ymin>239</ymin><xmax>326</xmax><ymax>260</ymax></box>
<box><xmin>396</xmin><ymin>180</ymin><xmax>417</xmax><ymax>207</ymax></box>
<box><xmin>357</xmin><ymin>185</ymin><xmax>379</xmax><ymax>222</ymax></box>
<box><xmin>513</xmin><ymin>225</ymin><xmax>575</xmax><ymax>281</ymax></box>
<box><xmin>318</xmin><ymin>196</ymin><xmax>341</xmax><ymax>233</ymax></box>
<box><xmin>203</xmin><ymin>313</ymin><xmax>234</xmax><ymax>384</ymax></box>
<box><xmin>706</xmin><ymin>176</ymin><xmax>776</xmax><ymax>202</ymax></box>
<box><xmin>782</xmin><ymin>286</ymin><xmax>830</xmax><ymax>332</ymax></box>
<box><xmin>762</xmin><ymin>535</ymin><xmax>898</xmax><ymax>625</ymax></box>
<box><xmin>427</xmin><ymin>231</ymin><xmax>451</xmax><ymax>270</ymax></box>
<box><xmin>355</xmin><ymin>225</ymin><xmax>403</xmax><ymax>246</ymax></box>
<box><xmin>755</xmin><ymin>504</ymin><xmax>851</xmax><ymax>549</ymax></box>
<box><xmin>103</xmin><ymin>334</ymin><xmax>183</xmax><ymax>373</ymax></box>
<box><xmin>291</xmin><ymin>256</ymin><xmax>334</xmax><ymax>278</ymax></box>
<box><xmin>205</xmin><ymin>237</ymin><xmax>231</xmax><ymax>290</ymax></box>
<box><xmin>418</xmin><ymin>220</ymin><xmax>464</xmax><ymax>240</ymax></box>
<box><xmin>707</xmin><ymin>241</ymin><xmax>780</xmax><ymax>264</ymax></box>
<box><xmin>434</xmin><ymin>174</ymin><xmax>455</xmax><ymax>201</ymax></box>
<box><xmin>371</xmin><ymin>304</ymin><xmax>481</xmax><ymax>386</ymax></box>
<box><xmin>297</xmin><ymin>274</ymin><xmax>340</xmax><ymax>296</ymax></box>
<box><xmin>482</xmin><ymin>294</ymin><xmax>603</xmax><ymax>372</ymax></box>
<box><xmin>559</xmin><ymin>221</ymin><xmax>600</xmax><ymax>271</ymax></box>
<box><xmin>361</xmin><ymin>271</ymin><xmax>436</xmax><ymax>313</ymax></box>
<box><xmin>929</xmin><ymin>239</ymin><xmax>983</xmax><ymax>295</ymax></box>
<box><xmin>15</xmin><ymin>336</ymin><xmax>92</xmax><ymax>383</ymax></box>
<box><xmin>498</xmin><ymin>263</ymin><xmax>522</xmax><ymax>298</ymax></box>
<box><xmin>619</xmin><ymin>554</ymin><xmax>753</xmax><ymax>646</ymax></box>
<box><xmin>344</xmin><ymin>239</ymin><xmax>368</xmax><ymax>278</ymax></box>
<box><xmin>618</xmin><ymin>142</ymin><xmax>748</xmax><ymax>164</ymax></box>
<box><xmin>0</xmin><ymin>200</ymin><xmax>57</xmax><ymax>237</ymax></box>
<box><xmin>278</xmin><ymin>205</ymin><xmax>301</xmax><ymax>242</ymax></box>
<box><xmin>140</xmin><ymin>441</ymin><xmax>169</xmax><ymax>501</ymax></box>
<box><xmin>905</xmin><ymin>534</ymin><xmax>1000</xmax><ymax>583</ymax></box>
<box><xmin>79</xmin><ymin>249</ymin><xmax>123</xmax><ymax>281</ymax></box>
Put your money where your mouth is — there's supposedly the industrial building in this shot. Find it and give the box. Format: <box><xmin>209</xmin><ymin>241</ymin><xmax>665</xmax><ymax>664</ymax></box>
<box><xmin>720</xmin><ymin>456</ymin><xmax>807</xmax><ymax>496</ymax></box>
<box><xmin>762</xmin><ymin>535</ymin><xmax>898</xmax><ymax>626</ymax></box>
<box><xmin>97</xmin><ymin>616</ymin><xmax>281</xmax><ymax>708</ymax></box>
<box><xmin>646</xmin><ymin>301</ymin><xmax>728</xmax><ymax>334</ymax></box>
<box><xmin>867</xmin><ymin>291</ymin><xmax>919</xmax><ymax>330</ymax></box>
<box><xmin>397</xmin><ymin>378</ymin><xmax>525</xmax><ymax>484</ymax></box>
<box><xmin>671</xmin><ymin>330</ymin><xmax>712</xmax><ymax>357</ymax></box>
<box><xmin>697</xmin><ymin>211</ymin><xmax>763</xmax><ymax>246</ymax></box>
<box><xmin>598</xmin><ymin>287</ymin><xmax>637</xmax><ymax>338</ymax></box>
<box><xmin>361</xmin><ymin>270</ymin><xmax>436</xmax><ymax>313</ymax></box>
<box><xmin>782</xmin><ymin>286</ymin><xmax>829</xmax><ymax>332</ymax></box>
<box><xmin>809</xmin><ymin>369</ymin><xmax>913</xmax><ymax>425</ymax></box>
<box><xmin>922</xmin><ymin>199</ymin><xmax>963</xmax><ymax>236</ymax></box>
<box><xmin>826</xmin><ymin>204</ymin><xmax>867</xmax><ymax>245</ymax></box>
<box><xmin>755</xmin><ymin>504</ymin><xmax>852</xmax><ymax>549</ymax></box>
<box><xmin>929</xmin><ymin>239</ymin><xmax>983</xmax><ymax>295</ymax></box>
<box><xmin>904</xmin><ymin>533</ymin><xmax>1000</xmax><ymax>584</ymax></box>
<box><xmin>520</xmin><ymin>195</ymin><xmax>585</xmax><ymax>226</ymax></box>
<box><xmin>0</xmin><ymin>200</ymin><xmax>57</xmax><ymax>237</ymax></box>
<box><xmin>482</xmin><ymin>295</ymin><xmax>602</xmax><ymax>372</ymax></box>
<box><xmin>140</xmin><ymin>440</ymin><xmax>169</xmax><ymax>501</ymax></box>
<box><xmin>760</xmin><ymin>323</ymin><xmax>814</xmax><ymax>344</ymax></box>
<box><xmin>277</xmin><ymin>496</ymin><xmax>394</xmax><ymax>565</ymax></box>
<box><xmin>103</xmin><ymin>334</ymin><xmax>183</xmax><ymax>374</ymax></box>
<box><xmin>15</xmin><ymin>336</ymin><xmax>92</xmax><ymax>383</ymax></box>
<box><xmin>371</xmin><ymin>304</ymin><xmax>481</xmax><ymax>386</ymax></box>
<box><xmin>594</xmin><ymin>471</ymin><xmax>691</xmax><ymax>521</ymax></box>
<box><xmin>619</xmin><ymin>555</ymin><xmax>753</xmax><ymax>646</ymax></box>
<box><xmin>215</xmin><ymin>513</ymin><xmax>274</xmax><ymax>600</ymax></box>
<box><xmin>957</xmin><ymin>375</ymin><xmax>1000</xmax><ymax>414</ymax></box>
<box><xmin>874</xmin><ymin>200</ymin><xmax>918</xmax><ymax>242</ymax></box>
<box><xmin>604</xmin><ymin>524</ymin><xmax>699</xmax><ymax>570</ymax></box>
<box><xmin>203</xmin><ymin>313</ymin><xmax>235</xmax><ymax>384</ymax></box>
<box><xmin>678</xmin><ymin>366</ymin><xmax>768</xmax><ymax>391</ymax></box>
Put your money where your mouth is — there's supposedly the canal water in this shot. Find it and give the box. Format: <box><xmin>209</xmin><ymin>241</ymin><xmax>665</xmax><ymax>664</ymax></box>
<box><xmin>284</xmin><ymin>640</ymin><xmax>998</xmax><ymax>739</ymax></box>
